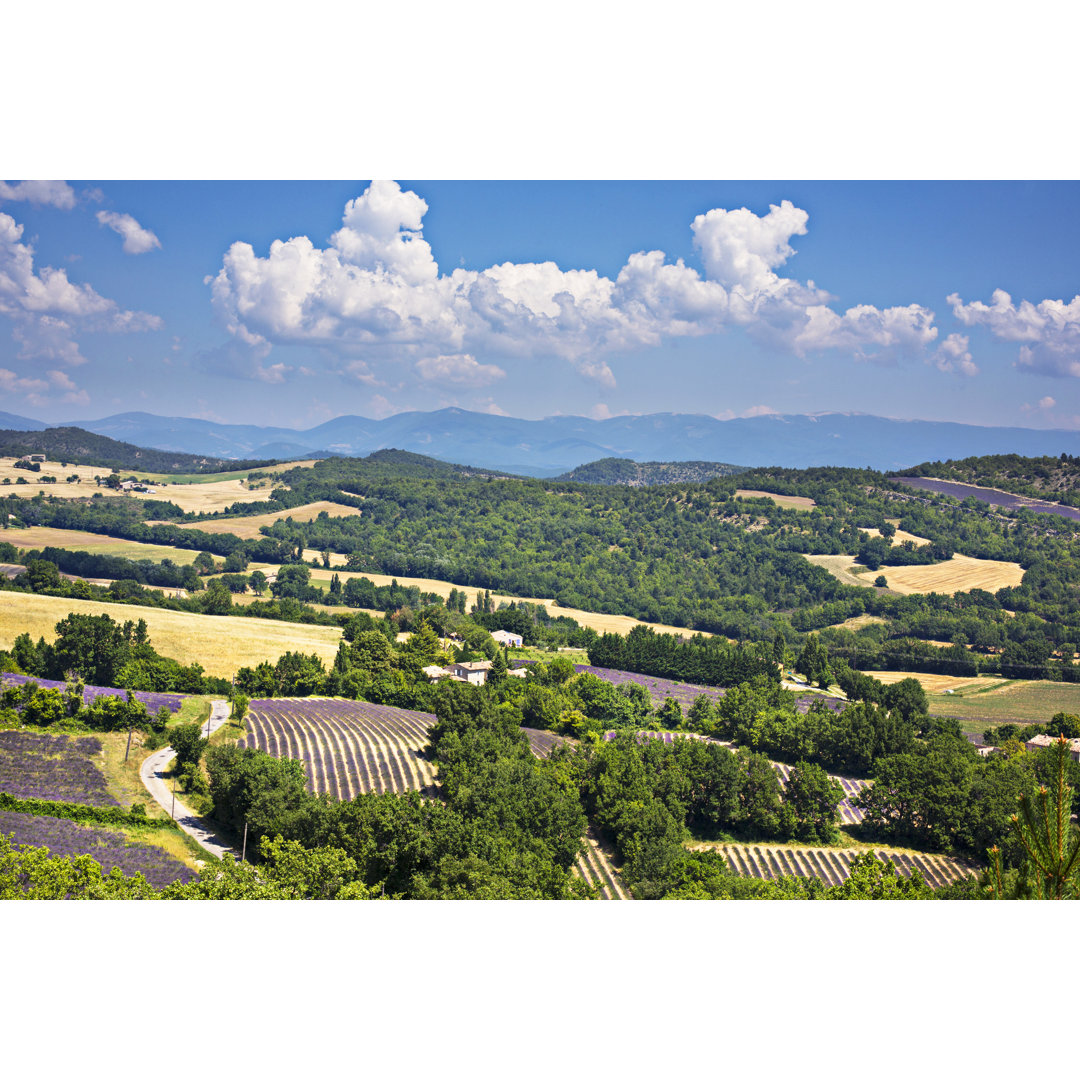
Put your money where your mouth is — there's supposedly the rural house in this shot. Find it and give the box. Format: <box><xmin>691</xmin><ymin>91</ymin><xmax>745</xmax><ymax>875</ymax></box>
<box><xmin>1025</xmin><ymin>733</ymin><xmax>1080</xmax><ymax>761</ymax></box>
<box><xmin>448</xmin><ymin>660</ymin><xmax>493</xmax><ymax>686</ymax></box>
<box><xmin>490</xmin><ymin>629</ymin><xmax>523</xmax><ymax>647</ymax></box>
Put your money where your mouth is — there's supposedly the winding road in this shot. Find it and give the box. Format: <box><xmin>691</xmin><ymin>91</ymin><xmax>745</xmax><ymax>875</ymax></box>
<box><xmin>139</xmin><ymin>699</ymin><xmax>238</xmax><ymax>860</ymax></box>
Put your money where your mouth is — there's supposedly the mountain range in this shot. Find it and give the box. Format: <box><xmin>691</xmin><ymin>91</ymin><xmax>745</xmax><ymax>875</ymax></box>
<box><xmin>2</xmin><ymin>408</ymin><xmax>1078</xmax><ymax>475</ymax></box>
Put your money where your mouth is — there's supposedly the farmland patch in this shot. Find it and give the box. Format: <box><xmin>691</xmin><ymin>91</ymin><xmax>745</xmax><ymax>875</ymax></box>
<box><xmin>735</xmin><ymin>489</ymin><xmax>816</xmax><ymax>510</ymax></box>
<box><xmin>0</xmin><ymin>730</ymin><xmax>116</xmax><ymax>806</ymax></box>
<box><xmin>242</xmin><ymin>697</ymin><xmax>438</xmax><ymax>798</ymax></box>
<box><xmin>688</xmin><ymin>841</ymin><xmax>975</xmax><ymax>890</ymax></box>
<box><xmin>178</xmin><ymin>500</ymin><xmax>363</xmax><ymax>539</ymax></box>
<box><xmin>0</xmin><ymin>591</ymin><xmax>343</xmax><ymax>677</ymax></box>
<box><xmin>804</xmin><ymin>550</ymin><xmax>1024</xmax><ymax>595</ymax></box>
<box><xmin>5</xmin><ymin>526</ymin><xmax>205</xmax><ymax>564</ymax></box>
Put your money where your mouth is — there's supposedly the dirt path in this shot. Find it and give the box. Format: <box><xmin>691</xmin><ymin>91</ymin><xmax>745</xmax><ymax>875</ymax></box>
<box><xmin>139</xmin><ymin>699</ymin><xmax>238</xmax><ymax>860</ymax></box>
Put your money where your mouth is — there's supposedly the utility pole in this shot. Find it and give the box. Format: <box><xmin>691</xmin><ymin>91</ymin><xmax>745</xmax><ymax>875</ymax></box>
<box><xmin>124</xmin><ymin>723</ymin><xmax>134</xmax><ymax>763</ymax></box>
<box><xmin>241</xmin><ymin>821</ymin><xmax>248</xmax><ymax>862</ymax></box>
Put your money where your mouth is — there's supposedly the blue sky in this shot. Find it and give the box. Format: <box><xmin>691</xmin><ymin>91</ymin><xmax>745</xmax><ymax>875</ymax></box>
<box><xmin>2</xmin><ymin>179</ymin><xmax>1079</xmax><ymax>432</ymax></box>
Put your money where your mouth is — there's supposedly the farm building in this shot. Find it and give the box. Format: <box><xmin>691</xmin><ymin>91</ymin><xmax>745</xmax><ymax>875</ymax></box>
<box><xmin>1025</xmin><ymin>733</ymin><xmax>1080</xmax><ymax>761</ymax></box>
<box><xmin>490</xmin><ymin>629</ymin><xmax>524</xmax><ymax>647</ymax></box>
<box><xmin>448</xmin><ymin>660</ymin><xmax>493</xmax><ymax>686</ymax></box>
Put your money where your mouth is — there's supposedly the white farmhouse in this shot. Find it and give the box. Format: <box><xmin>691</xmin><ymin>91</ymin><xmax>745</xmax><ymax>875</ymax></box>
<box><xmin>491</xmin><ymin>629</ymin><xmax>524</xmax><ymax>647</ymax></box>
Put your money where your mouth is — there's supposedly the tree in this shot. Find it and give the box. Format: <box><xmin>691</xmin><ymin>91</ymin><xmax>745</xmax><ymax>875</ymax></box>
<box><xmin>171</xmin><ymin>721</ymin><xmax>209</xmax><ymax>771</ymax></box>
<box><xmin>199</xmin><ymin>579</ymin><xmax>233</xmax><ymax>615</ymax></box>
<box><xmin>51</xmin><ymin>613</ymin><xmax>134</xmax><ymax>686</ymax></box>
<box><xmin>987</xmin><ymin>735</ymin><xmax>1080</xmax><ymax>899</ymax></box>
<box><xmin>193</xmin><ymin>551</ymin><xmax>216</xmax><ymax>574</ymax></box>
<box><xmin>796</xmin><ymin>634</ymin><xmax>832</xmax><ymax>689</ymax></box>
<box><xmin>23</xmin><ymin>559</ymin><xmax>62</xmax><ymax>593</ymax></box>
<box><xmin>780</xmin><ymin>761</ymin><xmax>843</xmax><ymax>843</ymax></box>
<box><xmin>248</xmin><ymin>569</ymin><xmax>268</xmax><ymax>595</ymax></box>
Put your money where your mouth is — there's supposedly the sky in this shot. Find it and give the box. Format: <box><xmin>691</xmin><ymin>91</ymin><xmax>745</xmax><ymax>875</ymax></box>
<box><xmin>2</xmin><ymin>178</ymin><xmax>1079</xmax><ymax>432</ymax></box>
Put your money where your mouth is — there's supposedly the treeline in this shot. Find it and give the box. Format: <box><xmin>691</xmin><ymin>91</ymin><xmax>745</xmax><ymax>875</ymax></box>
<box><xmin>588</xmin><ymin>626</ymin><xmax>778</xmax><ymax>687</ymax></box>
<box><xmin>0</xmin><ymin>676</ymin><xmax>170</xmax><ymax>733</ymax></box>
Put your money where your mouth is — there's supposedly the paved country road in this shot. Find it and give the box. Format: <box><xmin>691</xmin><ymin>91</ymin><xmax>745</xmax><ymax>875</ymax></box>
<box><xmin>139</xmin><ymin>699</ymin><xmax>238</xmax><ymax>861</ymax></box>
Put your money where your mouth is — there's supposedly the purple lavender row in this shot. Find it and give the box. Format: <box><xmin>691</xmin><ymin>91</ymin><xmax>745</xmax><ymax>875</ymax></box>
<box><xmin>0</xmin><ymin>809</ymin><xmax>196</xmax><ymax>888</ymax></box>
<box><xmin>1</xmin><ymin>673</ymin><xmax>186</xmax><ymax>714</ymax></box>
<box><xmin>0</xmin><ymin>730</ymin><xmax>118</xmax><ymax>807</ymax></box>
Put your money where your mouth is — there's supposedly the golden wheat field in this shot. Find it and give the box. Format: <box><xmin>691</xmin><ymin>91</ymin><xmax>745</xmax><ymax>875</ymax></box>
<box><xmin>859</xmin><ymin>526</ymin><xmax>931</xmax><ymax>546</ymax></box>
<box><xmin>735</xmin><ymin>489</ymin><xmax>816</xmax><ymax>510</ymax></box>
<box><xmin>175</xmin><ymin>500</ymin><xmax>364</xmax><ymax>539</ymax></box>
<box><xmin>0</xmin><ymin>591</ymin><xmax>343</xmax><ymax>676</ymax></box>
<box><xmin>861</xmin><ymin>670</ymin><xmax>1004</xmax><ymax>693</ymax></box>
<box><xmin>804</xmin><ymin>550</ymin><xmax>1024</xmax><ymax>595</ymax></box>
<box><xmin>4</xmin><ymin>526</ymin><xmax>205</xmax><ymax>564</ymax></box>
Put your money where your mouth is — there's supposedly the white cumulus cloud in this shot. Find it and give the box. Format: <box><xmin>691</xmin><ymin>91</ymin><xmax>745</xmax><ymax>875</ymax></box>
<box><xmin>949</xmin><ymin>289</ymin><xmax>1080</xmax><ymax>377</ymax></box>
<box><xmin>0</xmin><ymin>180</ymin><xmax>77</xmax><ymax>210</ymax></box>
<box><xmin>416</xmin><ymin>353</ymin><xmax>505</xmax><ymax>386</ymax></box>
<box><xmin>0</xmin><ymin>210</ymin><xmax>162</xmax><ymax>369</ymax></box>
<box><xmin>96</xmin><ymin>210</ymin><xmax>161</xmax><ymax>254</ymax></box>
<box><xmin>930</xmin><ymin>333</ymin><xmax>978</xmax><ymax>376</ymax></box>
<box><xmin>207</xmin><ymin>182</ymin><xmax>956</xmax><ymax>390</ymax></box>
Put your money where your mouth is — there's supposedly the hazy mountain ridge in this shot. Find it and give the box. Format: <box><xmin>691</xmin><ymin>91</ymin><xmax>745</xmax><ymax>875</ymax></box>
<box><xmin>557</xmin><ymin>457</ymin><xmax>748</xmax><ymax>485</ymax></box>
<box><xmin>2</xmin><ymin>407</ymin><xmax>1077</xmax><ymax>474</ymax></box>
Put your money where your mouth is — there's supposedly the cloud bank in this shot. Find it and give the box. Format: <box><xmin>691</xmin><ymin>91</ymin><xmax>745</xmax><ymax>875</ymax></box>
<box><xmin>949</xmin><ymin>288</ymin><xmax>1080</xmax><ymax>377</ymax></box>
<box><xmin>208</xmin><ymin>181</ymin><xmax>957</xmax><ymax>390</ymax></box>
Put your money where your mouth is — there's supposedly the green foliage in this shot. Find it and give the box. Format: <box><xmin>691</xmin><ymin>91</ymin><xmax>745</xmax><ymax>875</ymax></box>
<box><xmin>170</xmin><ymin>722</ymin><xmax>209</xmax><ymax>771</ymax></box>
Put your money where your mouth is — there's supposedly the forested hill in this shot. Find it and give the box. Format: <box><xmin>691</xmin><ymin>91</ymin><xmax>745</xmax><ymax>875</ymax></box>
<box><xmin>897</xmin><ymin>453</ymin><xmax>1080</xmax><ymax>506</ymax></box>
<box><xmin>556</xmin><ymin>457</ymin><xmax>747</xmax><ymax>485</ymax></box>
<box><xmin>361</xmin><ymin>448</ymin><xmax>515</xmax><ymax>479</ymax></box>
<box><xmin>0</xmin><ymin>427</ymin><xmax>284</xmax><ymax>474</ymax></box>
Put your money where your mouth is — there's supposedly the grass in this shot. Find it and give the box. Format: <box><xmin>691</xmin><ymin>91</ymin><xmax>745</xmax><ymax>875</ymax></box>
<box><xmin>925</xmin><ymin>679</ymin><xmax>1080</xmax><ymax>727</ymax></box>
<box><xmin>863</xmin><ymin>670</ymin><xmax>1004</xmax><ymax>693</ymax></box>
<box><xmin>506</xmin><ymin>646</ymin><xmax>590</xmax><ymax>663</ymax></box>
<box><xmin>804</xmin><ymin>550</ymin><xmax>1025</xmax><ymax>595</ymax></box>
<box><xmin>5</xmin><ymin>525</ymin><xmax>205</xmax><ymax>564</ymax></box>
<box><xmin>0</xmin><ymin>591</ymin><xmax>344</xmax><ymax>677</ymax></box>
<box><xmin>735</xmin><ymin>489</ymin><xmax>816</xmax><ymax>510</ymax></box>
<box><xmin>176</xmin><ymin>500</ymin><xmax>363</xmax><ymax>538</ymax></box>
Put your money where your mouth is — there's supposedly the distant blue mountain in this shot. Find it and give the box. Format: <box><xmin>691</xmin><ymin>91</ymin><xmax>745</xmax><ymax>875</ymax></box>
<box><xmin>11</xmin><ymin>407</ymin><xmax>1074</xmax><ymax>475</ymax></box>
<box><xmin>0</xmin><ymin>411</ymin><xmax>47</xmax><ymax>431</ymax></box>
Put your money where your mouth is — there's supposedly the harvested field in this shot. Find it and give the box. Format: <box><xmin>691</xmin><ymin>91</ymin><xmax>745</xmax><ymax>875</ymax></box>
<box><xmin>862</xmin><ymin>671</ymin><xmax>1003</xmax><ymax>694</ymax></box>
<box><xmin>5</xmin><ymin>526</ymin><xmax>204</xmax><ymax>564</ymax></box>
<box><xmin>178</xmin><ymin>500</ymin><xmax>363</xmax><ymax>539</ymax></box>
<box><xmin>124</xmin><ymin>478</ymin><xmax>273</xmax><ymax>513</ymax></box>
<box><xmin>0</xmin><ymin>591</ymin><xmax>343</xmax><ymax>677</ymax></box>
<box><xmin>136</xmin><ymin>460</ymin><xmax>319</xmax><ymax>485</ymax></box>
<box><xmin>303</xmin><ymin>566</ymin><xmax>710</xmax><ymax>638</ymax></box>
<box><xmin>241</xmin><ymin>697</ymin><xmax>438</xmax><ymax>798</ymax></box>
<box><xmin>874</xmin><ymin>553</ymin><xmax>1025</xmax><ymax>595</ymax></box>
<box><xmin>804</xmin><ymin>550</ymin><xmax>1024</xmax><ymax>595</ymax></box>
<box><xmin>574</xmin><ymin>826</ymin><xmax>632</xmax><ymax>900</ymax></box>
<box><xmin>833</xmin><ymin>614</ymin><xmax>888</xmax><ymax>631</ymax></box>
<box><xmin>735</xmin><ymin>489</ymin><xmax>816</xmax><ymax>510</ymax></box>
<box><xmin>689</xmin><ymin>842</ymin><xmax>975</xmax><ymax>891</ymax></box>
<box><xmin>925</xmin><ymin>679</ymin><xmax>1080</xmax><ymax>726</ymax></box>
<box><xmin>860</xmin><ymin>527</ymin><xmax>930</xmax><ymax>546</ymax></box>
<box><xmin>803</xmin><ymin>553</ymin><xmax>882</xmax><ymax>590</ymax></box>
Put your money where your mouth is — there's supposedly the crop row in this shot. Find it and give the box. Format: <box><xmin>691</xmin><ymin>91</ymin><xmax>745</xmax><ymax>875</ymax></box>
<box><xmin>0</xmin><ymin>809</ymin><xmax>196</xmax><ymax>888</ymax></box>
<box><xmin>520</xmin><ymin>727</ymin><xmax>568</xmax><ymax>759</ymax></box>
<box><xmin>243</xmin><ymin>697</ymin><xmax>438</xmax><ymax>799</ymax></box>
<box><xmin>1</xmin><ymin>673</ymin><xmax>186</xmax><ymax>714</ymax></box>
<box><xmin>573</xmin><ymin>827</ymin><xmax>631</xmax><ymax>900</ymax></box>
<box><xmin>0</xmin><ymin>729</ymin><xmax>117</xmax><ymax>807</ymax></box>
<box><xmin>708</xmin><ymin>842</ymin><xmax>973</xmax><ymax>890</ymax></box>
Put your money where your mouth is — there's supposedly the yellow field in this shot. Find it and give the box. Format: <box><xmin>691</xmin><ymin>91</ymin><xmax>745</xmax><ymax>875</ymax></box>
<box><xmin>834</xmin><ymin>613</ymin><xmax>888</xmax><ymax>631</ymax></box>
<box><xmin>135</xmin><ymin>459</ymin><xmax>318</xmax><ymax>485</ymax></box>
<box><xmin>304</xmin><ymin>566</ymin><xmax>711</xmax><ymax>638</ymax></box>
<box><xmin>860</xmin><ymin>527</ymin><xmax>930</xmax><ymax>546</ymax></box>
<box><xmin>175</xmin><ymin>500</ymin><xmax>363</xmax><ymax>539</ymax></box>
<box><xmin>875</xmin><ymin>554</ymin><xmax>1024</xmax><ymax>596</ymax></box>
<box><xmin>861</xmin><ymin>670</ymin><xmax>1004</xmax><ymax>693</ymax></box>
<box><xmin>803</xmin><ymin>554</ymin><xmax>880</xmax><ymax>589</ymax></box>
<box><xmin>735</xmin><ymin>489</ymin><xmax>816</xmax><ymax>510</ymax></box>
<box><xmin>0</xmin><ymin>591</ymin><xmax>343</xmax><ymax>676</ymax></box>
<box><xmin>804</xmin><ymin>551</ymin><xmax>1024</xmax><ymax>596</ymax></box>
<box><xmin>4</xmin><ymin>526</ymin><xmax>204</xmax><ymax>564</ymax></box>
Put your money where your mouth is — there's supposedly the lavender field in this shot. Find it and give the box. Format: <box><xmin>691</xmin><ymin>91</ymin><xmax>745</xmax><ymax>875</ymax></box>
<box><xmin>243</xmin><ymin>698</ymin><xmax>438</xmax><ymax>799</ymax></box>
<box><xmin>0</xmin><ymin>730</ymin><xmax>117</xmax><ymax>806</ymax></box>
<box><xmin>0</xmin><ymin>809</ymin><xmax>196</xmax><ymax>888</ymax></box>
<box><xmin>0</xmin><ymin>673</ymin><xmax>186</xmax><ymax>714</ymax></box>
<box><xmin>892</xmin><ymin>475</ymin><xmax>1080</xmax><ymax>522</ymax></box>
<box><xmin>566</xmin><ymin>663</ymin><xmax>845</xmax><ymax>716</ymax></box>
